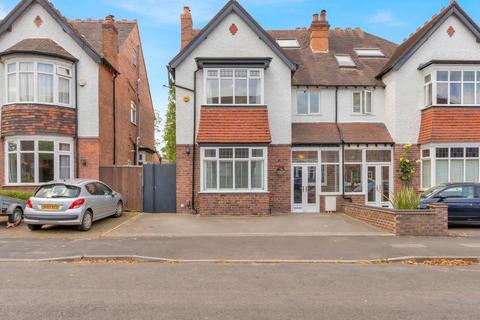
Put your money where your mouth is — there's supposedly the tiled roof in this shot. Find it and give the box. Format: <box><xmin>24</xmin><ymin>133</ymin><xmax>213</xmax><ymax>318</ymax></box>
<box><xmin>268</xmin><ymin>28</ymin><xmax>396</xmax><ymax>87</ymax></box>
<box><xmin>338</xmin><ymin>123</ymin><xmax>394</xmax><ymax>144</ymax></box>
<box><xmin>197</xmin><ymin>107</ymin><xmax>272</xmax><ymax>144</ymax></box>
<box><xmin>292</xmin><ymin>123</ymin><xmax>341</xmax><ymax>145</ymax></box>
<box><xmin>419</xmin><ymin>107</ymin><xmax>480</xmax><ymax>144</ymax></box>
<box><xmin>0</xmin><ymin>38</ymin><xmax>76</xmax><ymax>61</ymax></box>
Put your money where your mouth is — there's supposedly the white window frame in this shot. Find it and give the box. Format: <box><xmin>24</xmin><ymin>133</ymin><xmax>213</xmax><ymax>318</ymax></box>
<box><xmin>204</xmin><ymin>68</ymin><xmax>264</xmax><ymax>106</ymax></box>
<box><xmin>424</xmin><ymin>74</ymin><xmax>433</xmax><ymax>107</ymax></box>
<box><xmin>4</xmin><ymin>57</ymin><xmax>74</xmax><ymax>107</ymax></box>
<box><xmin>4</xmin><ymin>136</ymin><xmax>74</xmax><ymax>186</ymax></box>
<box><xmin>430</xmin><ymin>68</ymin><xmax>480</xmax><ymax>106</ymax></box>
<box><xmin>296</xmin><ymin>89</ymin><xmax>321</xmax><ymax>115</ymax></box>
<box><xmin>130</xmin><ymin>101</ymin><xmax>137</xmax><ymax>125</ymax></box>
<box><xmin>421</xmin><ymin>144</ymin><xmax>480</xmax><ymax>189</ymax></box>
<box><xmin>354</xmin><ymin>48</ymin><xmax>385</xmax><ymax>57</ymax></box>
<box><xmin>352</xmin><ymin>90</ymin><xmax>373</xmax><ymax>115</ymax></box>
<box><xmin>200</xmin><ymin>146</ymin><xmax>268</xmax><ymax>193</ymax></box>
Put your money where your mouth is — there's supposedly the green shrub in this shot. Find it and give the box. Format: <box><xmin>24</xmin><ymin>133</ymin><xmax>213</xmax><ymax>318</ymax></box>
<box><xmin>0</xmin><ymin>189</ymin><xmax>34</xmax><ymax>201</ymax></box>
<box><xmin>389</xmin><ymin>187</ymin><xmax>421</xmax><ymax>210</ymax></box>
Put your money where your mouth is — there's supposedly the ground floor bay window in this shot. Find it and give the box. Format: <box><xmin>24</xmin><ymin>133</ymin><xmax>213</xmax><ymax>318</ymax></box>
<box><xmin>201</xmin><ymin>146</ymin><xmax>267</xmax><ymax>192</ymax></box>
<box><xmin>421</xmin><ymin>145</ymin><xmax>480</xmax><ymax>189</ymax></box>
<box><xmin>5</xmin><ymin>136</ymin><xmax>74</xmax><ymax>185</ymax></box>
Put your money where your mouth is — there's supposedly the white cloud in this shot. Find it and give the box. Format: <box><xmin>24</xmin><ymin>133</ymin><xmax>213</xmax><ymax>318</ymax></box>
<box><xmin>369</xmin><ymin>10</ymin><xmax>404</xmax><ymax>27</ymax></box>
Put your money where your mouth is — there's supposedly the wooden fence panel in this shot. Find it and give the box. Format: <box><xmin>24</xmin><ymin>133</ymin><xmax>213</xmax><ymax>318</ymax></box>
<box><xmin>100</xmin><ymin>166</ymin><xmax>143</xmax><ymax>212</ymax></box>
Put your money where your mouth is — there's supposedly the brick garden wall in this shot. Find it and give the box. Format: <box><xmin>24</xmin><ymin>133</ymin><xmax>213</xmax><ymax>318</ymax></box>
<box><xmin>197</xmin><ymin>193</ymin><xmax>270</xmax><ymax>215</ymax></box>
<box><xmin>342</xmin><ymin>203</ymin><xmax>448</xmax><ymax>236</ymax></box>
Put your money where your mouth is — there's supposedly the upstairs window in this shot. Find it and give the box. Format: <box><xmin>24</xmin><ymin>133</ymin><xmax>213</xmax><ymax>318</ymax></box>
<box><xmin>352</xmin><ymin>90</ymin><xmax>373</xmax><ymax>114</ymax></box>
<box><xmin>6</xmin><ymin>60</ymin><xmax>73</xmax><ymax>106</ymax></box>
<box><xmin>435</xmin><ymin>70</ymin><xmax>480</xmax><ymax>105</ymax></box>
<box><xmin>424</xmin><ymin>74</ymin><xmax>433</xmax><ymax>107</ymax></box>
<box><xmin>205</xmin><ymin>68</ymin><xmax>263</xmax><ymax>105</ymax></box>
<box><xmin>130</xmin><ymin>101</ymin><xmax>137</xmax><ymax>125</ymax></box>
<box><xmin>297</xmin><ymin>90</ymin><xmax>320</xmax><ymax>115</ymax></box>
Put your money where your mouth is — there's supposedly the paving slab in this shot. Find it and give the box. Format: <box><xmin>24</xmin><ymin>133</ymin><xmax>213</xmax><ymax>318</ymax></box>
<box><xmin>104</xmin><ymin>213</ymin><xmax>390</xmax><ymax>238</ymax></box>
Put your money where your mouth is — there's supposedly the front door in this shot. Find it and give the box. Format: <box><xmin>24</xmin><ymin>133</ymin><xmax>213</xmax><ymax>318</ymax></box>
<box><xmin>292</xmin><ymin>165</ymin><xmax>318</xmax><ymax>212</ymax></box>
<box><xmin>366</xmin><ymin>165</ymin><xmax>391</xmax><ymax>207</ymax></box>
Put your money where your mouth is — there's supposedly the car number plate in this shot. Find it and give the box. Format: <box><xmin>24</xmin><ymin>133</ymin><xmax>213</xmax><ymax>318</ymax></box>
<box><xmin>41</xmin><ymin>204</ymin><xmax>61</xmax><ymax>211</ymax></box>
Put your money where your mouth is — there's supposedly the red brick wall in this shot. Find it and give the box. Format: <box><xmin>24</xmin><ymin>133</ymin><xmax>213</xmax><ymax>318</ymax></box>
<box><xmin>268</xmin><ymin>145</ymin><xmax>291</xmax><ymax>213</ymax></box>
<box><xmin>176</xmin><ymin>144</ymin><xmax>194</xmax><ymax>213</ymax></box>
<box><xmin>197</xmin><ymin>193</ymin><xmax>270</xmax><ymax>215</ymax></box>
<box><xmin>98</xmin><ymin>65</ymin><xmax>115</xmax><ymax>167</ymax></box>
<box><xmin>1</xmin><ymin>104</ymin><xmax>76</xmax><ymax>137</ymax></box>
<box><xmin>393</xmin><ymin>144</ymin><xmax>421</xmax><ymax>191</ymax></box>
<box><xmin>78</xmin><ymin>138</ymin><xmax>100</xmax><ymax>179</ymax></box>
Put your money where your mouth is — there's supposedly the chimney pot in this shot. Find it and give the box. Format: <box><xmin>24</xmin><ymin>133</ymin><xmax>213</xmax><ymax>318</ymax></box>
<box><xmin>313</xmin><ymin>13</ymin><xmax>319</xmax><ymax>22</ymax></box>
<box><xmin>105</xmin><ymin>15</ymin><xmax>115</xmax><ymax>24</ymax></box>
<box><xmin>320</xmin><ymin>10</ymin><xmax>327</xmax><ymax>22</ymax></box>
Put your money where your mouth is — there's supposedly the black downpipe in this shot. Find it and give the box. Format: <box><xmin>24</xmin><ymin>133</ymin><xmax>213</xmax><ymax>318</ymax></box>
<box><xmin>191</xmin><ymin>69</ymin><xmax>200</xmax><ymax>214</ymax></box>
<box><xmin>112</xmin><ymin>73</ymin><xmax>118</xmax><ymax>165</ymax></box>
<box><xmin>334</xmin><ymin>86</ymin><xmax>347</xmax><ymax>200</ymax></box>
<box><xmin>75</xmin><ymin>62</ymin><xmax>79</xmax><ymax>178</ymax></box>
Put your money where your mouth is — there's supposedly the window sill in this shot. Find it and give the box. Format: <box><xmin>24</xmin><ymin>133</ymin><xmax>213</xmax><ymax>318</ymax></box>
<box><xmin>295</xmin><ymin>113</ymin><xmax>323</xmax><ymax>116</ymax></box>
<box><xmin>2</xmin><ymin>102</ymin><xmax>74</xmax><ymax>109</ymax></box>
<box><xmin>199</xmin><ymin>190</ymin><xmax>270</xmax><ymax>194</ymax></box>
<box><xmin>350</xmin><ymin>113</ymin><xmax>374</xmax><ymax>117</ymax></box>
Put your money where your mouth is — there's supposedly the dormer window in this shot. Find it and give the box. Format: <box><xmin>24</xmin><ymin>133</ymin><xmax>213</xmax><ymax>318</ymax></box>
<box><xmin>335</xmin><ymin>55</ymin><xmax>356</xmax><ymax>68</ymax></box>
<box><xmin>354</xmin><ymin>48</ymin><xmax>385</xmax><ymax>57</ymax></box>
<box><xmin>205</xmin><ymin>68</ymin><xmax>263</xmax><ymax>105</ymax></box>
<box><xmin>276</xmin><ymin>39</ymin><xmax>300</xmax><ymax>48</ymax></box>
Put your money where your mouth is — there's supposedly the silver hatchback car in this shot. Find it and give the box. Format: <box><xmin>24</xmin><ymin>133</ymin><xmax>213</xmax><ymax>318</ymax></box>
<box><xmin>24</xmin><ymin>179</ymin><xmax>123</xmax><ymax>231</ymax></box>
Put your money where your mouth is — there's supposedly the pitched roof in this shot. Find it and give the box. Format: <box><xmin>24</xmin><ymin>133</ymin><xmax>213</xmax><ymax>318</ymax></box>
<box><xmin>419</xmin><ymin>107</ymin><xmax>480</xmax><ymax>144</ymax></box>
<box><xmin>292</xmin><ymin>123</ymin><xmax>341</xmax><ymax>145</ymax></box>
<box><xmin>338</xmin><ymin>123</ymin><xmax>393</xmax><ymax>144</ymax></box>
<box><xmin>377</xmin><ymin>1</ymin><xmax>480</xmax><ymax>79</ymax></box>
<box><xmin>197</xmin><ymin>107</ymin><xmax>272</xmax><ymax>144</ymax></box>
<box><xmin>0</xmin><ymin>38</ymin><xmax>77</xmax><ymax>61</ymax></box>
<box><xmin>169</xmin><ymin>0</ymin><xmax>297</xmax><ymax>71</ymax></box>
<box><xmin>269</xmin><ymin>28</ymin><xmax>396</xmax><ymax>86</ymax></box>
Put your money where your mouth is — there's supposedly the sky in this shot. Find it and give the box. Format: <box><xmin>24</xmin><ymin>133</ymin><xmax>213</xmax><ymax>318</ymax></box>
<box><xmin>1</xmin><ymin>0</ymin><xmax>479</xmax><ymax>135</ymax></box>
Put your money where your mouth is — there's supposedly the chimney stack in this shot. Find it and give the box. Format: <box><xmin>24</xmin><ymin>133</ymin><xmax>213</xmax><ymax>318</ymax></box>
<box><xmin>102</xmin><ymin>15</ymin><xmax>119</xmax><ymax>69</ymax></box>
<box><xmin>181</xmin><ymin>6</ymin><xmax>193</xmax><ymax>50</ymax></box>
<box><xmin>309</xmin><ymin>9</ymin><xmax>330</xmax><ymax>53</ymax></box>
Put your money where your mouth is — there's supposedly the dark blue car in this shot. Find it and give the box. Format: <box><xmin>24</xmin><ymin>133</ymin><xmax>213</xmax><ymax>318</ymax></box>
<box><xmin>420</xmin><ymin>183</ymin><xmax>480</xmax><ymax>224</ymax></box>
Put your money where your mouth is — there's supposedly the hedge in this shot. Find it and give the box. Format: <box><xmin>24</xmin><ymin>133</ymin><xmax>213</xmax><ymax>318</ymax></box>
<box><xmin>0</xmin><ymin>189</ymin><xmax>34</xmax><ymax>201</ymax></box>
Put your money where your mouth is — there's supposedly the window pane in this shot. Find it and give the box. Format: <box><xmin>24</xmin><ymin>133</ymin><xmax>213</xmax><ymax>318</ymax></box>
<box><xmin>219</xmin><ymin>161</ymin><xmax>233</xmax><ymax>189</ymax></box>
<box><xmin>321</xmin><ymin>164</ymin><xmax>339</xmax><ymax>192</ymax></box>
<box><xmin>436</xmin><ymin>160</ymin><xmax>448</xmax><ymax>184</ymax></box>
<box><xmin>8</xmin><ymin>142</ymin><xmax>17</xmax><ymax>152</ymax></box>
<box><xmin>39</xmin><ymin>141</ymin><xmax>54</xmax><ymax>152</ymax></box>
<box><xmin>252</xmin><ymin>149</ymin><xmax>263</xmax><ymax>158</ymax></box>
<box><xmin>292</xmin><ymin>151</ymin><xmax>318</xmax><ymax>163</ymax></box>
<box><xmin>19</xmin><ymin>71</ymin><xmax>34</xmax><ymax>101</ymax></box>
<box><xmin>322</xmin><ymin>151</ymin><xmax>339</xmax><ymax>163</ymax></box>
<box><xmin>20</xmin><ymin>141</ymin><xmax>34</xmax><ymax>151</ymax></box>
<box><xmin>204</xmin><ymin>160</ymin><xmax>217</xmax><ymax>189</ymax></box>
<box><xmin>450</xmin><ymin>71</ymin><xmax>461</xmax><ymax>81</ymax></box>
<box><xmin>353</xmin><ymin>92</ymin><xmax>361</xmax><ymax>113</ymax></box>
<box><xmin>20</xmin><ymin>153</ymin><xmax>35</xmax><ymax>183</ymax></box>
<box><xmin>220</xmin><ymin>78</ymin><xmax>233</xmax><ymax>104</ymax></box>
<box><xmin>206</xmin><ymin>79</ymin><xmax>219</xmax><ymax>104</ymax></box>
<box><xmin>422</xmin><ymin>149</ymin><xmax>430</xmax><ymax>158</ymax></box>
<box><xmin>366</xmin><ymin>150</ymin><xmax>391</xmax><ymax>162</ymax></box>
<box><xmin>8</xmin><ymin>154</ymin><xmax>17</xmax><ymax>183</ymax></box>
<box><xmin>235</xmin><ymin>148</ymin><xmax>249</xmax><ymax>159</ymax></box>
<box><xmin>20</xmin><ymin>62</ymin><xmax>33</xmax><ymax>72</ymax></box>
<box><xmin>450</xmin><ymin>147</ymin><xmax>464</xmax><ymax>158</ymax></box>
<box><xmin>235</xmin><ymin>161</ymin><xmax>249</xmax><ymax>189</ymax></box>
<box><xmin>248</xmin><ymin>79</ymin><xmax>261</xmax><ymax>104</ymax></box>
<box><xmin>59</xmin><ymin>143</ymin><xmax>71</xmax><ymax>152</ymax></box>
<box><xmin>466</xmin><ymin>159</ymin><xmax>479</xmax><ymax>182</ymax></box>
<box><xmin>219</xmin><ymin>148</ymin><xmax>233</xmax><ymax>159</ymax></box>
<box><xmin>59</xmin><ymin>77</ymin><xmax>70</xmax><ymax>104</ymax></box>
<box><xmin>39</xmin><ymin>153</ymin><xmax>54</xmax><ymax>183</ymax></box>
<box><xmin>251</xmin><ymin>160</ymin><xmax>264</xmax><ymax>189</ymax></box>
<box><xmin>59</xmin><ymin>155</ymin><xmax>70</xmax><ymax>180</ymax></box>
<box><xmin>344</xmin><ymin>164</ymin><xmax>362</xmax><ymax>193</ymax></box>
<box><xmin>422</xmin><ymin>160</ymin><xmax>431</xmax><ymax>189</ymax></box>
<box><xmin>437</xmin><ymin>71</ymin><xmax>448</xmax><ymax>81</ymax></box>
<box><xmin>365</xmin><ymin>91</ymin><xmax>372</xmax><ymax>113</ymax></box>
<box><xmin>466</xmin><ymin>148</ymin><xmax>479</xmax><ymax>158</ymax></box>
<box><xmin>310</xmin><ymin>92</ymin><xmax>319</xmax><ymax>113</ymax></box>
<box><xmin>427</xmin><ymin>83</ymin><xmax>432</xmax><ymax>106</ymax></box>
<box><xmin>450</xmin><ymin>83</ymin><xmax>461</xmax><ymax>104</ymax></box>
<box><xmin>234</xmin><ymin>78</ymin><xmax>247</xmax><ymax>104</ymax></box>
<box><xmin>464</xmin><ymin>71</ymin><xmax>475</xmax><ymax>81</ymax></box>
<box><xmin>345</xmin><ymin>150</ymin><xmax>362</xmax><ymax>162</ymax></box>
<box><xmin>477</xmin><ymin>83</ymin><xmax>480</xmax><ymax>104</ymax></box>
<box><xmin>204</xmin><ymin>149</ymin><xmax>216</xmax><ymax>158</ymax></box>
<box><xmin>464</xmin><ymin>83</ymin><xmax>475</xmax><ymax>104</ymax></box>
<box><xmin>450</xmin><ymin>160</ymin><xmax>464</xmax><ymax>182</ymax></box>
<box><xmin>38</xmin><ymin>63</ymin><xmax>53</xmax><ymax>73</ymax></box>
<box><xmin>7</xmin><ymin>73</ymin><xmax>16</xmax><ymax>102</ymax></box>
<box><xmin>38</xmin><ymin>72</ymin><xmax>53</xmax><ymax>103</ymax></box>
<box><xmin>437</xmin><ymin>83</ymin><xmax>448</xmax><ymax>104</ymax></box>
<box><xmin>436</xmin><ymin>148</ymin><xmax>449</xmax><ymax>158</ymax></box>
<box><xmin>297</xmin><ymin>92</ymin><xmax>308</xmax><ymax>114</ymax></box>
<box><xmin>7</xmin><ymin>63</ymin><xmax>16</xmax><ymax>73</ymax></box>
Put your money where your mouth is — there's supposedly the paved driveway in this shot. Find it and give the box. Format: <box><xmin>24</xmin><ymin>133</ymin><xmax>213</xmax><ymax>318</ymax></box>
<box><xmin>104</xmin><ymin>213</ymin><xmax>391</xmax><ymax>238</ymax></box>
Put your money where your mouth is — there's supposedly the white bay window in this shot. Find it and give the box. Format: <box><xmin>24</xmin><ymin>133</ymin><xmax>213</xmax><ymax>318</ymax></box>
<box><xmin>426</xmin><ymin>70</ymin><xmax>480</xmax><ymax>106</ymax></box>
<box><xmin>201</xmin><ymin>147</ymin><xmax>267</xmax><ymax>192</ymax></box>
<box><xmin>205</xmin><ymin>68</ymin><xmax>263</xmax><ymax>105</ymax></box>
<box><xmin>5</xmin><ymin>137</ymin><xmax>74</xmax><ymax>185</ymax></box>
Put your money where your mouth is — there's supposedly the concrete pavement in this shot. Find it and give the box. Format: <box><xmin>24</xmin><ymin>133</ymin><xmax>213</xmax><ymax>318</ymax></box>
<box><xmin>0</xmin><ymin>262</ymin><xmax>479</xmax><ymax>320</ymax></box>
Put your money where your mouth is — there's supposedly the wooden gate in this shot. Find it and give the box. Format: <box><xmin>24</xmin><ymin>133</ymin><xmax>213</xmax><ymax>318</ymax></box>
<box><xmin>99</xmin><ymin>166</ymin><xmax>143</xmax><ymax>211</ymax></box>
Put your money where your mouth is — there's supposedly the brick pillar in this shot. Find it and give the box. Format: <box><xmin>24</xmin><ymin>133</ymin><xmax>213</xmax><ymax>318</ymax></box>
<box><xmin>427</xmin><ymin>203</ymin><xmax>449</xmax><ymax>236</ymax></box>
<box><xmin>176</xmin><ymin>144</ymin><xmax>194</xmax><ymax>213</ymax></box>
<box><xmin>268</xmin><ymin>145</ymin><xmax>291</xmax><ymax>213</ymax></box>
<box><xmin>393</xmin><ymin>144</ymin><xmax>421</xmax><ymax>191</ymax></box>
<box><xmin>78</xmin><ymin>138</ymin><xmax>100</xmax><ymax>179</ymax></box>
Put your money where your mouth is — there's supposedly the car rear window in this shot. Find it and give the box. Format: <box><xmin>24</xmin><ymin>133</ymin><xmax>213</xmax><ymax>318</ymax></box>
<box><xmin>35</xmin><ymin>184</ymin><xmax>81</xmax><ymax>199</ymax></box>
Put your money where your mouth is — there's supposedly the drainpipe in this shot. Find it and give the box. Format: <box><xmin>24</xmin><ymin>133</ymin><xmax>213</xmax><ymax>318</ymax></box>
<box><xmin>334</xmin><ymin>86</ymin><xmax>348</xmax><ymax>200</ymax></box>
<box><xmin>191</xmin><ymin>68</ymin><xmax>200</xmax><ymax>214</ymax></box>
<box><xmin>75</xmin><ymin>62</ymin><xmax>80</xmax><ymax>178</ymax></box>
<box><xmin>112</xmin><ymin>73</ymin><xmax>118</xmax><ymax>165</ymax></box>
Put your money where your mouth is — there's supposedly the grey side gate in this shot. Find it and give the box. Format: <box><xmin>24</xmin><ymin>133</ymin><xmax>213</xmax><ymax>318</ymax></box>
<box><xmin>143</xmin><ymin>164</ymin><xmax>176</xmax><ymax>213</ymax></box>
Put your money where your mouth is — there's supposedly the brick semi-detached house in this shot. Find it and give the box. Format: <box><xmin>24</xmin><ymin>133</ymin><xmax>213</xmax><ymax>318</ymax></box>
<box><xmin>170</xmin><ymin>0</ymin><xmax>480</xmax><ymax>215</ymax></box>
<box><xmin>0</xmin><ymin>0</ymin><xmax>157</xmax><ymax>190</ymax></box>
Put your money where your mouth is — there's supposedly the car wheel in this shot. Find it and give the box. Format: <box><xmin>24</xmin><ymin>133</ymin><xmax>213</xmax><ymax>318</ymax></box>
<box><xmin>112</xmin><ymin>202</ymin><xmax>123</xmax><ymax>218</ymax></box>
<box><xmin>8</xmin><ymin>207</ymin><xmax>23</xmax><ymax>225</ymax></box>
<box><xmin>27</xmin><ymin>224</ymin><xmax>42</xmax><ymax>231</ymax></box>
<box><xmin>78</xmin><ymin>211</ymin><xmax>93</xmax><ymax>232</ymax></box>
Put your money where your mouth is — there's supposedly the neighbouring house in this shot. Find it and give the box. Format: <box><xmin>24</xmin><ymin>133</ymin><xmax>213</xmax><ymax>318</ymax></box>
<box><xmin>0</xmin><ymin>0</ymin><xmax>157</xmax><ymax>191</ymax></box>
<box><xmin>170</xmin><ymin>0</ymin><xmax>480</xmax><ymax>215</ymax></box>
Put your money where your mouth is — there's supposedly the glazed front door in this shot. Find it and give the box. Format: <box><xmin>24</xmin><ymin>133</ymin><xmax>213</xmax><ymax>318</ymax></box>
<box><xmin>366</xmin><ymin>165</ymin><xmax>391</xmax><ymax>208</ymax></box>
<box><xmin>292</xmin><ymin>165</ymin><xmax>318</xmax><ymax>212</ymax></box>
